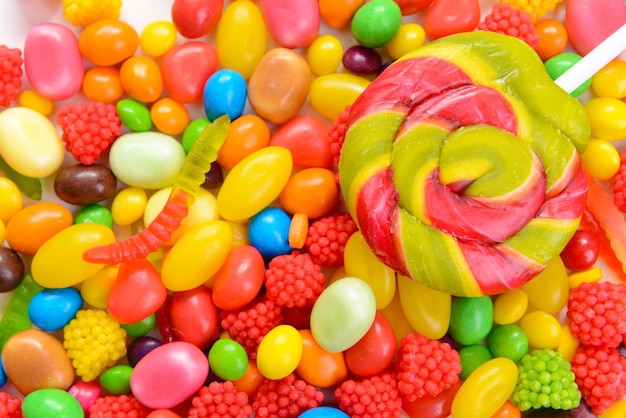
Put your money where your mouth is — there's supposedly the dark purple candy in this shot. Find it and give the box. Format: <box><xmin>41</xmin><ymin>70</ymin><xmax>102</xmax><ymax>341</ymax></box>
<box><xmin>201</xmin><ymin>160</ymin><xmax>224</xmax><ymax>190</ymax></box>
<box><xmin>54</xmin><ymin>163</ymin><xmax>117</xmax><ymax>206</ymax></box>
<box><xmin>342</xmin><ymin>45</ymin><xmax>383</xmax><ymax>75</ymax></box>
<box><xmin>127</xmin><ymin>336</ymin><xmax>162</xmax><ymax>367</ymax></box>
<box><xmin>0</xmin><ymin>247</ymin><xmax>24</xmax><ymax>293</ymax></box>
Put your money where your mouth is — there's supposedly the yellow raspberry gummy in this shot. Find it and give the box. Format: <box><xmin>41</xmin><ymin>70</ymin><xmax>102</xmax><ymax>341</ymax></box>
<box><xmin>62</xmin><ymin>0</ymin><xmax>122</xmax><ymax>27</ymax></box>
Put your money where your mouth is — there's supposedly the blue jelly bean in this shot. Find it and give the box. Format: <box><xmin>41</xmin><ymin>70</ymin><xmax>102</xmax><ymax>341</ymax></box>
<box><xmin>299</xmin><ymin>407</ymin><xmax>350</xmax><ymax>418</ymax></box>
<box><xmin>0</xmin><ymin>359</ymin><xmax>7</xmax><ymax>387</ymax></box>
<box><xmin>28</xmin><ymin>287</ymin><xmax>83</xmax><ymax>331</ymax></box>
<box><xmin>247</xmin><ymin>206</ymin><xmax>292</xmax><ymax>260</ymax></box>
<box><xmin>203</xmin><ymin>69</ymin><xmax>247</xmax><ymax>122</ymax></box>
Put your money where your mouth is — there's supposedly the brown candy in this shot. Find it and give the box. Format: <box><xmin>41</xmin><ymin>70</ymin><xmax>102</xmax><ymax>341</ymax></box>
<box><xmin>0</xmin><ymin>247</ymin><xmax>24</xmax><ymax>293</ymax></box>
<box><xmin>54</xmin><ymin>163</ymin><xmax>117</xmax><ymax>206</ymax></box>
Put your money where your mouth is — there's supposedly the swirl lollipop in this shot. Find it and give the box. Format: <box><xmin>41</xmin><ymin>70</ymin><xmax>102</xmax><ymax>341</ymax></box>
<box><xmin>338</xmin><ymin>31</ymin><xmax>591</xmax><ymax>297</ymax></box>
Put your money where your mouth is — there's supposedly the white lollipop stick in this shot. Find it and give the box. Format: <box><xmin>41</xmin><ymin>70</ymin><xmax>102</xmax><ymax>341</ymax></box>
<box><xmin>555</xmin><ymin>23</ymin><xmax>626</xmax><ymax>94</ymax></box>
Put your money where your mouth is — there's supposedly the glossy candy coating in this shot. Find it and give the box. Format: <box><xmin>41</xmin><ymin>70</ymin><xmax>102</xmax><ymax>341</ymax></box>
<box><xmin>150</xmin><ymin>98</ymin><xmax>190</xmax><ymax>136</ymax></box>
<box><xmin>259</xmin><ymin>0</ymin><xmax>319</xmax><ymax>49</ymax></box>
<box><xmin>424</xmin><ymin>0</ymin><xmax>480</xmax><ymax>40</ymax></box>
<box><xmin>309</xmin><ymin>73</ymin><xmax>370</xmax><ymax>121</ymax></box>
<box><xmin>246</xmin><ymin>207</ymin><xmax>293</xmax><ymax>260</ymax></box>
<box><xmin>171</xmin><ymin>0</ymin><xmax>223</xmax><ymax>39</ymax></box>
<box><xmin>82</xmin><ymin>66</ymin><xmax>123</xmax><ymax>103</ymax></box>
<box><xmin>22</xmin><ymin>388</ymin><xmax>84</xmax><ymax>418</ymax></box>
<box><xmin>268</xmin><ymin>115</ymin><xmax>333</xmax><ymax>169</ymax></box>
<box><xmin>140</xmin><ymin>20</ymin><xmax>177</xmax><ymax>56</ymax></box>
<box><xmin>111</xmin><ymin>187</ymin><xmax>147</xmax><ymax>226</ymax></box>
<box><xmin>296</xmin><ymin>329</ymin><xmax>348</xmax><ymax>387</ymax></box>
<box><xmin>27</xmin><ymin>287</ymin><xmax>83</xmax><ymax>331</ymax></box>
<box><xmin>448</xmin><ymin>296</ymin><xmax>493</xmax><ymax>346</ymax></box>
<box><xmin>306</xmin><ymin>34</ymin><xmax>344</xmax><ymax>76</ymax></box>
<box><xmin>459</xmin><ymin>344</ymin><xmax>493</xmax><ymax>381</ymax></box>
<box><xmin>256</xmin><ymin>324</ymin><xmax>303</xmax><ymax>380</ymax></box>
<box><xmin>592</xmin><ymin>59</ymin><xmax>626</xmax><ymax>99</ymax></box>
<box><xmin>351</xmin><ymin>0</ymin><xmax>402</xmax><ymax>48</ymax></box>
<box><xmin>544</xmin><ymin>53</ymin><xmax>591</xmax><ymax>98</ymax></box>
<box><xmin>170</xmin><ymin>286</ymin><xmax>221</xmax><ymax>350</ymax></box>
<box><xmin>211</xmin><ymin>245</ymin><xmax>265</xmax><ymax>310</ymax></box>
<box><xmin>203</xmin><ymin>69</ymin><xmax>247</xmax><ymax>121</ymax></box>
<box><xmin>218</xmin><ymin>114</ymin><xmax>271</xmax><ymax>170</ymax></box>
<box><xmin>319</xmin><ymin>0</ymin><xmax>364</xmax><ymax>28</ymax></box>
<box><xmin>585</xmin><ymin>97</ymin><xmax>626</xmax><ymax>141</ymax></box>
<box><xmin>99</xmin><ymin>364</ymin><xmax>132</xmax><ymax>394</ymax></box>
<box><xmin>279</xmin><ymin>168</ymin><xmax>339</xmax><ymax>219</ymax></box>
<box><xmin>79</xmin><ymin>19</ymin><xmax>139</xmax><ymax>66</ymax></box>
<box><xmin>116</xmin><ymin>98</ymin><xmax>153</xmax><ymax>132</ymax></box>
<box><xmin>54</xmin><ymin>163</ymin><xmax>117</xmax><ymax>206</ymax></box>
<box><xmin>487</xmin><ymin>324</ymin><xmax>529</xmax><ymax>363</ymax></box>
<box><xmin>161</xmin><ymin>42</ymin><xmax>218</xmax><ymax>104</ymax></box>
<box><xmin>120</xmin><ymin>56</ymin><xmax>163</xmax><ymax>103</ymax></box>
<box><xmin>0</xmin><ymin>247</ymin><xmax>23</xmax><ymax>293</ymax></box>
<box><xmin>396</xmin><ymin>274</ymin><xmax>450</xmax><ymax>340</ymax></box>
<box><xmin>344</xmin><ymin>311</ymin><xmax>395</xmax><ymax>377</ymax></box>
<box><xmin>208</xmin><ymin>339</ymin><xmax>248</xmax><ymax>381</ymax></box>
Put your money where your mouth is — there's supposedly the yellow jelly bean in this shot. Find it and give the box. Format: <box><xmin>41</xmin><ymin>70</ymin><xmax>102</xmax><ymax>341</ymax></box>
<box><xmin>0</xmin><ymin>177</ymin><xmax>22</xmax><ymax>223</ymax></box>
<box><xmin>216</xmin><ymin>0</ymin><xmax>267</xmax><ymax>80</ymax></box>
<box><xmin>397</xmin><ymin>274</ymin><xmax>450</xmax><ymax>340</ymax></box>
<box><xmin>256</xmin><ymin>324</ymin><xmax>303</xmax><ymax>380</ymax></box>
<box><xmin>581</xmin><ymin>139</ymin><xmax>621</xmax><ymax>180</ymax></box>
<box><xmin>309</xmin><ymin>73</ymin><xmax>370</xmax><ymax>121</ymax></box>
<box><xmin>140</xmin><ymin>20</ymin><xmax>177</xmax><ymax>57</ymax></box>
<box><xmin>0</xmin><ymin>219</ymin><xmax>5</xmax><ymax>244</ymax></box>
<box><xmin>600</xmin><ymin>399</ymin><xmax>626</xmax><ymax>418</ymax></box>
<box><xmin>568</xmin><ymin>267</ymin><xmax>603</xmax><ymax>288</ymax></box>
<box><xmin>519</xmin><ymin>310</ymin><xmax>562</xmax><ymax>349</ymax></box>
<box><xmin>522</xmin><ymin>256</ymin><xmax>569</xmax><ymax>314</ymax></box>
<box><xmin>343</xmin><ymin>231</ymin><xmax>395</xmax><ymax>310</ymax></box>
<box><xmin>79</xmin><ymin>266</ymin><xmax>119</xmax><ymax>309</ymax></box>
<box><xmin>19</xmin><ymin>89</ymin><xmax>55</xmax><ymax>116</ymax></box>
<box><xmin>585</xmin><ymin>97</ymin><xmax>626</xmax><ymax>140</ymax></box>
<box><xmin>450</xmin><ymin>357</ymin><xmax>518</xmax><ymax>418</ymax></box>
<box><xmin>557</xmin><ymin>325</ymin><xmax>579</xmax><ymax>362</ymax></box>
<box><xmin>386</xmin><ymin>23</ymin><xmax>426</xmax><ymax>60</ymax></box>
<box><xmin>31</xmin><ymin>223</ymin><xmax>115</xmax><ymax>288</ymax></box>
<box><xmin>217</xmin><ymin>146</ymin><xmax>292</xmax><ymax>222</ymax></box>
<box><xmin>591</xmin><ymin>59</ymin><xmax>626</xmax><ymax>99</ymax></box>
<box><xmin>224</xmin><ymin>220</ymin><xmax>248</xmax><ymax>248</ymax></box>
<box><xmin>161</xmin><ymin>220</ymin><xmax>232</xmax><ymax>291</ymax></box>
<box><xmin>493</xmin><ymin>288</ymin><xmax>528</xmax><ymax>325</ymax></box>
<box><xmin>0</xmin><ymin>107</ymin><xmax>65</xmax><ymax>178</ymax></box>
<box><xmin>306</xmin><ymin>34</ymin><xmax>344</xmax><ymax>76</ymax></box>
<box><xmin>111</xmin><ymin>187</ymin><xmax>148</xmax><ymax>226</ymax></box>
<box><xmin>380</xmin><ymin>288</ymin><xmax>416</xmax><ymax>348</ymax></box>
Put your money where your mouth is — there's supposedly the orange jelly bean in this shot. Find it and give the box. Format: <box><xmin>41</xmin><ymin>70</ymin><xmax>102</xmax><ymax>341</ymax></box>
<box><xmin>5</xmin><ymin>202</ymin><xmax>73</xmax><ymax>255</ymax></box>
<box><xmin>318</xmin><ymin>0</ymin><xmax>365</xmax><ymax>28</ymax></box>
<box><xmin>279</xmin><ymin>167</ymin><xmax>339</xmax><ymax>219</ymax></box>
<box><xmin>120</xmin><ymin>56</ymin><xmax>163</xmax><ymax>103</ymax></box>
<box><xmin>296</xmin><ymin>329</ymin><xmax>348</xmax><ymax>388</ymax></box>
<box><xmin>79</xmin><ymin>19</ymin><xmax>139</xmax><ymax>66</ymax></box>
<box><xmin>150</xmin><ymin>98</ymin><xmax>190</xmax><ymax>136</ymax></box>
<box><xmin>82</xmin><ymin>66</ymin><xmax>124</xmax><ymax>103</ymax></box>
<box><xmin>233</xmin><ymin>360</ymin><xmax>264</xmax><ymax>397</ymax></box>
<box><xmin>217</xmin><ymin>114</ymin><xmax>271</xmax><ymax>170</ymax></box>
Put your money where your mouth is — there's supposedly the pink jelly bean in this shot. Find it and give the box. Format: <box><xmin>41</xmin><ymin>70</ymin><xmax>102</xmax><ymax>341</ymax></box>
<box><xmin>566</xmin><ymin>0</ymin><xmax>626</xmax><ymax>56</ymax></box>
<box><xmin>68</xmin><ymin>380</ymin><xmax>101</xmax><ymax>413</ymax></box>
<box><xmin>160</xmin><ymin>42</ymin><xmax>218</xmax><ymax>104</ymax></box>
<box><xmin>23</xmin><ymin>23</ymin><xmax>84</xmax><ymax>101</ymax></box>
<box><xmin>259</xmin><ymin>0</ymin><xmax>320</xmax><ymax>48</ymax></box>
<box><xmin>130</xmin><ymin>341</ymin><xmax>209</xmax><ymax>409</ymax></box>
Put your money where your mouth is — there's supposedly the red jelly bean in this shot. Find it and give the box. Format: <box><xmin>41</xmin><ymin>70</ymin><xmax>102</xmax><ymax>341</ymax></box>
<box><xmin>345</xmin><ymin>311</ymin><xmax>396</xmax><ymax>377</ymax></box>
<box><xmin>259</xmin><ymin>0</ymin><xmax>320</xmax><ymax>48</ymax></box>
<box><xmin>393</xmin><ymin>0</ymin><xmax>434</xmax><ymax>15</ymax></box>
<box><xmin>170</xmin><ymin>286</ymin><xmax>221</xmax><ymax>351</ymax></box>
<box><xmin>268</xmin><ymin>115</ymin><xmax>333</xmax><ymax>169</ymax></box>
<box><xmin>212</xmin><ymin>245</ymin><xmax>265</xmax><ymax>310</ymax></box>
<box><xmin>160</xmin><ymin>42</ymin><xmax>218</xmax><ymax>104</ymax></box>
<box><xmin>402</xmin><ymin>380</ymin><xmax>463</xmax><ymax>418</ymax></box>
<box><xmin>424</xmin><ymin>0</ymin><xmax>480</xmax><ymax>40</ymax></box>
<box><xmin>171</xmin><ymin>0</ymin><xmax>224</xmax><ymax>39</ymax></box>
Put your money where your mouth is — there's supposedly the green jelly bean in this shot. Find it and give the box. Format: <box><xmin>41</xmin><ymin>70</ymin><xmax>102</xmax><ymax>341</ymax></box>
<box><xmin>351</xmin><ymin>0</ymin><xmax>402</xmax><ymax>48</ymax></box>
<box><xmin>545</xmin><ymin>53</ymin><xmax>591</xmax><ymax>98</ymax></box>
<box><xmin>121</xmin><ymin>313</ymin><xmax>156</xmax><ymax>337</ymax></box>
<box><xmin>99</xmin><ymin>364</ymin><xmax>133</xmax><ymax>394</ymax></box>
<box><xmin>459</xmin><ymin>344</ymin><xmax>493</xmax><ymax>381</ymax></box>
<box><xmin>0</xmin><ymin>274</ymin><xmax>43</xmax><ymax>351</ymax></box>
<box><xmin>116</xmin><ymin>98</ymin><xmax>153</xmax><ymax>132</ymax></box>
<box><xmin>75</xmin><ymin>204</ymin><xmax>114</xmax><ymax>228</ymax></box>
<box><xmin>487</xmin><ymin>324</ymin><xmax>529</xmax><ymax>363</ymax></box>
<box><xmin>22</xmin><ymin>388</ymin><xmax>84</xmax><ymax>418</ymax></box>
<box><xmin>182</xmin><ymin>118</ymin><xmax>211</xmax><ymax>153</ymax></box>
<box><xmin>208</xmin><ymin>338</ymin><xmax>248</xmax><ymax>381</ymax></box>
<box><xmin>448</xmin><ymin>296</ymin><xmax>493</xmax><ymax>345</ymax></box>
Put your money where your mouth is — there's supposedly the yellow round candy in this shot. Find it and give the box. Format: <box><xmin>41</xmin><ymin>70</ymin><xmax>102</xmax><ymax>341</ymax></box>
<box><xmin>591</xmin><ymin>59</ymin><xmax>626</xmax><ymax>99</ymax></box>
<box><xmin>585</xmin><ymin>97</ymin><xmax>626</xmax><ymax>141</ymax></box>
<box><xmin>79</xmin><ymin>266</ymin><xmax>119</xmax><ymax>309</ymax></box>
<box><xmin>19</xmin><ymin>90</ymin><xmax>55</xmax><ymax>116</ymax></box>
<box><xmin>557</xmin><ymin>325</ymin><xmax>579</xmax><ymax>362</ymax></box>
<box><xmin>386</xmin><ymin>23</ymin><xmax>426</xmax><ymax>60</ymax></box>
<box><xmin>224</xmin><ymin>220</ymin><xmax>248</xmax><ymax>248</ymax></box>
<box><xmin>306</xmin><ymin>34</ymin><xmax>344</xmax><ymax>76</ymax></box>
<box><xmin>600</xmin><ymin>399</ymin><xmax>626</xmax><ymax>418</ymax></box>
<box><xmin>256</xmin><ymin>324</ymin><xmax>303</xmax><ymax>380</ymax></box>
<box><xmin>0</xmin><ymin>177</ymin><xmax>23</xmax><ymax>223</ymax></box>
<box><xmin>111</xmin><ymin>187</ymin><xmax>148</xmax><ymax>226</ymax></box>
<box><xmin>397</xmin><ymin>274</ymin><xmax>450</xmax><ymax>340</ymax></box>
<box><xmin>0</xmin><ymin>219</ymin><xmax>5</xmax><ymax>245</ymax></box>
<box><xmin>140</xmin><ymin>20</ymin><xmax>177</xmax><ymax>57</ymax></box>
<box><xmin>522</xmin><ymin>256</ymin><xmax>569</xmax><ymax>314</ymax></box>
<box><xmin>493</xmin><ymin>288</ymin><xmax>528</xmax><ymax>325</ymax></box>
<box><xmin>581</xmin><ymin>138</ymin><xmax>620</xmax><ymax>180</ymax></box>
<box><xmin>309</xmin><ymin>73</ymin><xmax>370</xmax><ymax>121</ymax></box>
<box><xmin>519</xmin><ymin>310</ymin><xmax>562</xmax><ymax>349</ymax></box>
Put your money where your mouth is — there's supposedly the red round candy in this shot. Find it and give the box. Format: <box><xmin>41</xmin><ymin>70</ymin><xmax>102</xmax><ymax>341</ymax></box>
<box><xmin>212</xmin><ymin>245</ymin><xmax>265</xmax><ymax>310</ymax></box>
<box><xmin>160</xmin><ymin>42</ymin><xmax>218</xmax><ymax>103</ymax></box>
<box><xmin>424</xmin><ymin>0</ymin><xmax>480</xmax><ymax>39</ymax></box>
<box><xmin>345</xmin><ymin>311</ymin><xmax>396</xmax><ymax>376</ymax></box>
<box><xmin>171</xmin><ymin>0</ymin><xmax>224</xmax><ymax>38</ymax></box>
<box><xmin>560</xmin><ymin>229</ymin><xmax>600</xmax><ymax>271</ymax></box>
<box><xmin>170</xmin><ymin>285</ymin><xmax>221</xmax><ymax>350</ymax></box>
<box><xmin>269</xmin><ymin>115</ymin><xmax>333</xmax><ymax>169</ymax></box>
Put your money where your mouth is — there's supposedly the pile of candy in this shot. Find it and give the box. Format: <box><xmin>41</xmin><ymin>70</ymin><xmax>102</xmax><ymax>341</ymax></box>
<box><xmin>0</xmin><ymin>0</ymin><xmax>626</xmax><ymax>417</ymax></box>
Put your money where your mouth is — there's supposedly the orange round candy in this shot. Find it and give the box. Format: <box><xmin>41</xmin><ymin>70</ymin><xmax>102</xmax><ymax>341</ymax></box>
<box><xmin>217</xmin><ymin>114</ymin><xmax>270</xmax><ymax>170</ymax></box>
<box><xmin>233</xmin><ymin>360</ymin><xmax>264</xmax><ymax>397</ymax></box>
<box><xmin>150</xmin><ymin>98</ymin><xmax>190</xmax><ymax>136</ymax></box>
<box><xmin>534</xmin><ymin>18</ymin><xmax>568</xmax><ymax>61</ymax></box>
<box><xmin>279</xmin><ymin>167</ymin><xmax>339</xmax><ymax>219</ymax></box>
<box><xmin>296</xmin><ymin>329</ymin><xmax>347</xmax><ymax>388</ymax></box>
<box><xmin>319</xmin><ymin>0</ymin><xmax>364</xmax><ymax>28</ymax></box>
<box><xmin>82</xmin><ymin>66</ymin><xmax>124</xmax><ymax>103</ymax></box>
<box><xmin>79</xmin><ymin>19</ymin><xmax>139</xmax><ymax>66</ymax></box>
<box><xmin>120</xmin><ymin>56</ymin><xmax>163</xmax><ymax>103</ymax></box>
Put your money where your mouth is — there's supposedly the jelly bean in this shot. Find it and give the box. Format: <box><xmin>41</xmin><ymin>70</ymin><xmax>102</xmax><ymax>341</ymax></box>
<box><xmin>130</xmin><ymin>341</ymin><xmax>209</xmax><ymax>409</ymax></box>
<box><xmin>493</xmin><ymin>289</ymin><xmax>528</xmax><ymax>325</ymax></box>
<box><xmin>111</xmin><ymin>187</ymin><xmax>147</xmax><ymax>227</ymax></box>
<box><xmin>487</xmin><ymin>324</ymin><xmax>528</xmax><ymax>363</ymax></box>
<box><xmin>259</xmin><ymin>0</ymin><xmax>319</xmax><ymax>49</ymax></box>
<box><xmin>99</xmin><ymin>364</ymin><xmax>132</xmax><ymax>394</ymax></box>
<box><xmin>211</xmin><ymin>245</ymin><xmax>265</xmax><ymax>309</ymax></box>
<box><xmin>458</xmin><ymin>344</ymin><xmax>492</xmax><ymax>381</ymax></box>
<box><xmin>170</xmin><ymin>286</ymin><xmax>221</xmax><ymax>350</ymax></box>
<box><xmin>299</xmin><ymin>407</ymin><xmax>349</xmax><ymax>418</ymax></box>
<box><xmin>148</xmin><ymin>410</ymin><xmax>183</xmax><ymax>418</ymax></box>
<box><xmin>140</xmin><ymin>20</ymin><xmax>177</xmax><ymax>57</ymax></box>
<box><xmin>585</xmin><ymin>97</ymin><xmax>626</xmax><ymax>140</ymax></box>
<box><xmin>79</xmin><ymin>266</ymin><xmax>118</xmax><ymax>310</ymax></box>
<box><xmin>344</xmin><ymin>231</ymin><xmax>395</xmax><ymax>310</ymax></box>
<box><xmin>492</xmin><ymin>400</ymin><xmax>521</xmax><ymax>418</ymax></box>
<box><xmin>269</xmin><ymin>115</ymin><xmax>333</xmax><ymax>169</ymax></box>
<box><xmin>306</xmin><ymin>35</ymin><xmax>344</xmax><ymax>76</ymax></box>
<box><xmin>402</xmin><ymin>380</ymin><xmax>461</xmax><ymax>418</ymax></box>
<box><xmin>544</xmin><ymin>53</ymin><xmax>591</xmax><ymax>98</ymax></box>
<box><xmin>203</xmin><ymin>69</ymin><xmax>247</xmax><ymax>121</ymax></box>
<box><xmin>380</xmin><ymin>287</ymin><xmax>416</xmax><ymax>347</ymax></box>
<box><xmin>582</xmin><ymin>139</ymin><xmax>621</xmax><ymax>181</ymax></box>
<box><xmin>216</xmin><ymin>0</ymin><xmax>267</xmax><ymax>80</ymax></box>
<box><xmin>19</xmin><ymin>90</ymin><xmax>55</xmax><ymax>116</ymax></box>
<box><xmin>345</xmin><ymin>311</ymin><xmax>396</xmax><ymax>377</ymax></box>
<box><xmin>68</xmin><ymin>380</ymin><xmax>101</xmax><ymax>413</ymax></box>
<box><xmin>568</xmin><ymin>267</ymin><xmax>603</xmax><ymax>288</ymax></box>
<box><xmin>202</xmin><ymin>161</ymin><xmax>225</xmax><ymax>190</ymax></box>
<box><xmin>23</xmin><ymin>22</ymin><xmax>84</xmax><ymax>101</ymax></box>
<box><xmin>116</xmin><ymin>98</ymin><xmax>153</xmax><ymax>132</ymax></box>
<box><xmin>393</xmin><ymin>0</ymin><xmax>434</xmax><ymax>15</ymax></box>
<box><xmin>601</xmin><ymin>399</ymin><xmax>626</xmax><ymax>418</ymax></box>
<box><xmin>171</xmin><ymin>0</ymin><xmax>223</xmax><ymax>39</ymax></box>
<box><xmin>450</xmin><ymin>357</ymin><xmax>518</xmax><ymax>418</ymax></box>
<box><xmin>79</xmin><ymin>19</ymin><xmax>139</xmax><ymax>66</ymax></box>
<box><xmin>28</xmin><ymin>287</ymin><xmax>83</xmax><ymax>331</ymax></box>
<box><xmin>310</xmin><ymin>277</ymin><xmax>377</xmax><ymax>352</ymax></box>
<box><xmin>82</xmin><ymin>66</ymin><xmax>124</xmax><ymax>104</ymax></box>
<box><xmin>1</xmin><ymin>329</ymin><xmax>75</xmax><ymax>395</ymax></box>
<box><xmin>233</xmin><ymin>360</ymin><xmax>264</xmax><ymax>397</ymax></box>
<box><xmin>424</xmin><ymin>0</ymin><xmax>480</xmax><ymax>40</ymax></box>
<box><xmin>386</xmin><ymin>23</ymin><xmax>426</xmax><ymax>60</ymax></box>
<box><xmin>309</xmin><ymin>73</ymin><xmax>370</xmax><ymax>121</ymax></box>
<box><xmin>0</xmin><ymin>220</ymin><xmax>4</xmax><ymax>246</ymax></box>
<box><xmin>0</xmin><ymin>177</ymin><xmax>21</xmax><ymax>222</ymax></box>
<box><xmin>208</xmin><ymin>338</ymin><xmax>248</xmax><ymax>381</ymax></box>
<box><xmin>248</xmin><ymin>48</ymin><xmax>311</xmax><ymax>124</ymax></box>
<box><xmin>109</xmin><ymin>131</ymin><xmax>186</xmax><ymax>189</ymax></box>
<box><xmin>256</xmin><ymin>324</ymin><xmax>303</xmax><ymax>380</ymax></box>
<box><xmin>54</xmin><ymin>163</ymin><xmax>117</xmax><ymax>206</ymax></box>
<box><xmin>519</xmin><ymin>310</ymin><xmax>562</xmax><ymax>349</ymax></box>
<box><xmin>279</xmin><ymin>168</ymin><xmax>339</xmax><ymax>219</ymax></box>
<box><xmin>161</xmin><ymin>220</ymin><xmax>232</xmax><ymax>291</ymax></box>
<box><xmin>217</xmin><ymin>114</ymin><xmax>271</xmax><ymax>170</ymax></box>
<box><xmin>121</xmin><ymin>314</ymin><xmax>156</xmax><ymax>338</ymax></box>
<box><xmin>557</xmin><ymin>325</ymin><xmax>579</xmax><ymax>362</ymax></box>
<box><xmin>319</xmin><ymin>0</ymin><xmax>364</xmax><ymax>28</ymax></box>
<box><xmin>150</xmin><ymin>98</ymin><xmax>190</xmax><ymax>136</ymax></box>
<box><xmin>592</xmin><ymin>59</ymin><xmax>626</xmax><ymax>99</ymax></box>
<box><xmin>247</xmin><ymin>207</ymin><xmax>293</xmax><ymax>260</ymax></box>
<box><xmin>75</xmin><ymin>204</ymin><xmax>114</xmax><ymax>228</ymax></box>
<box><xmin>448</xmin><ymin>296</ymin><xmax>493</xmax><ymax>346</ymax></box>
<box><xmin>182</xmin><ymin>118</ymin><xmax>211</xmax><ymax>153</ymax></box>
<box><xmin>565</xmin><ymin>0</ymin><xmax>626</xmax><ymax>56</ymax></box>
<box><xmin>217</xmin><ymin>146</ymin><xmax>293</xmax><ymax>221</ymax></box>
<box><xmin>0</xmin><ymin>107</ymin><xmax>65</xmax><ymax>178</ymax></box>
<box><xmin>296</xmin><ymin>329</ymin><xmax>348</xmax><ymax>387</ymax></box>
<box><xmin>351</xmin><ymin>0</ymin><xmax>402</xmax><ymax>48</ymax></box>
<box><xmin>522</xmin><ymin>257</ymin><xmax>569</xmax><ymax>314</ymax></box>
<box><xmin>120</xmin><ymin>55</ymin><xmax>163</xmax><ymax>103</ymax></box>
<box><xmin>396</xmin><ymin>274</ymin><xmax>450</xmax><ymax>340</ymax></box>
<box><xmin>22</xmin><ymin>388</ymin><xmax>84</xmax><ymax>418</ymax></box>
<box><xmin>31</xmin><ymin>223</ymin><xmax>115</xmax><ymax>288</ymax></box>
<box><xmin>534</xmin><ymin>19</ymin><xmax>568</xmax><ymax>61</ymax></box>
<box><xmin>161</xmin><ymin>42</ymin><xmax>218</xmax><ymax>104</ymax></box>
<box><xmin>343</xmin><ymin>45</ymin><xmax>382</xmax><ymax>76</ymax></box>
<box><xmin>127</xmin><ymin>336</ymin><xmax>162</xmax><ymax>367</ymax></box>
<box><xmin>0</xmin><ymin>247</ymin><xmax>24</xmax><ymax>292</ymax></box>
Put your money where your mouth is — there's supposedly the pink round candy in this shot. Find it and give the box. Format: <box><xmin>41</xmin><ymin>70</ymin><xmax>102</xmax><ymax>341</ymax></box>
<box><xmin>259</xmin><ymin>0</ymin><xmax>319</xmax><ymax>48</ymax></box>
<box><xmin>68</xmin><ymin>380</ymin><xmax>102</xmax><ymax>413</ymax></box>
<box><xmin>129</xmin><ymin>341</ymin><xmax>209</xmax><ymax>409</ymax></box>
<box><xmin>24</xmin><ymin>23</ymin><xmax>84</xmax><ymax>101</ymax></box>
<box><xmin>566</xmin><ymin>0</ymin><xmax>626</xmax><ymax>56</ymax></box>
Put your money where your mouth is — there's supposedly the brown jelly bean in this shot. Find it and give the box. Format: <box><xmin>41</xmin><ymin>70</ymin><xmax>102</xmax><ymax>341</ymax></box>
<box><xmin>54</xmin><ymin>163</ymin><xmax>117</xmax><ymax>206</ymax></box>
<box><xmin>0</xmin><ymin>247</ymin><xmax>24</xmax><ymax>293</ymax></box>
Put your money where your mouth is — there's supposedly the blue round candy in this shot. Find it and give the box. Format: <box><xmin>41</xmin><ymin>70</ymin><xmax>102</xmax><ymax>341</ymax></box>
<box><xmin>299</xmin><ymin>407</ymin><xmax>349</xmax><ymax>418</ymax></box>
<box><xmin>247</xmin><ymin>207</ymin><xmax>293</xmax><ymax>260</ymax></box>
<box><xmin>28</xmin><ymin>287</ymin><xmax>83</xmax><ymax>331</ymax></box>
<box><xmin>203</xmin><ymin>69</ymin><xmax>247</xmax><ymax>122</ymax></box>
<box><xmin>0</xmin><ymin>358</ymin><xmax>7</xmax><ymax>387</ymax></box>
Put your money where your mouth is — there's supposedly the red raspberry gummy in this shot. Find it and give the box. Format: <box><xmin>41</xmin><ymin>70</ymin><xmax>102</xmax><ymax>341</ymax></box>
<box><xmin>0</xmin><ymin>45</ymin><xmax>22</xmax><ymax>107</ymax></box>
<box><xmin>0</xmin><ymin>392</ymin><xmax>23</xmax><ymax>418</ymax></box>
<box><xmin>252</xmin><ymin>373</ymin><xmax>323</xmax><ymax>417</ymax></box>
<box><xmin>264</xmin><ymin>252</ymin><xmax>326</xmax><ymax>308</ymax></box>
<box><xmin>88</xmin><ymin>394</ymin><xmax>150</xmax><ymax>418</ymax></box>
<box><xmin>477</xmin><ymin>3</ymin><xmax>540</xmax><ymax>48</ymax></box>
<box><xmin>188</xmin><ymin>381</ymin><xmax>253</xmax><ymax>418</ymax></box>
<box><xmin>334</xmin><ymin>371</ymin><xmax>403</xmax><ymax>418</ymax></box>
<box><xmin>304</xmin><ymin>213</ymin><xmax>358</xmax><ymax>268</ymax></box>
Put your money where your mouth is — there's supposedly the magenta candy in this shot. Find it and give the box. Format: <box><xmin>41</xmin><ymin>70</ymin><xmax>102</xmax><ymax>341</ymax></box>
<box><xmin>161</xmin><ymin>42</ymin><xmax>218</xmax><ymax>104</ymax></box>
<box><xmin>130</xmin><ymin>341</ymin><xmax>209</xmax><ymax>409</ymax></box>
<box><xmin>566</xmin><ymin>0</ymin><xmax>626</xmax><ymax>56</ymax></box>
<box><xmin>23</xmin><ymin>23</ymin><xmax>84</xmax><ymax>101</ymax></box>
<box><xmin>68</xmin><ymin>380</ymin><xmax>102</xmax><ymax>413</ymax></box>
<box><xmin>259</xmin><ymin>0</ymin><xmax>320</xmax><ymax>48</ymax></box>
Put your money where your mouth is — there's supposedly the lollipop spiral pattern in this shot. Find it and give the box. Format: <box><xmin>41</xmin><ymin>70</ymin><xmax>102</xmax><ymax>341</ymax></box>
<box><xmin>338</xmin><ymin>32</ymin><xmax>591</xmax><ymax>297</ymax></box>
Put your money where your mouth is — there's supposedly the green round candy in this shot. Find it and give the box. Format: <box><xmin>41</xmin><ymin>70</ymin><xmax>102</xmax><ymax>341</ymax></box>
<box><xmin>121</xmin><ymin>314</ymin><xmax>157</xmax><ymax>337</ymax></box>
<box><xmin>22</xmin><ymin>388</ymin><xmax>84</xmax><ymax>418</ymax></box>
<box><xmin>208</xmin><ymin>339</ymin><xmax>249</xmax><ymax>381</ymax></box>
<box><xmin>116</xmin><ymin>98</ymin><xmax>152</xmax><ymax>132</ymax></box>
<box><xmin>351</xmin><ymin>0</ymin><xmax>402</xmax><ymax>48</ymax></box>
<box><xmin>182</xmin><ymin>118</ymin><xmax>211</xmax><ymax>153</ymax></box>
<box><xmin>459</xmin><ymin>344</ymin><xmax>493</xmax><ymax>381</ymax></box>
<box><xmin>75</xmin><ymin>204</ymin><xmax>114</xmax><ymax>228</ymax></box>
<box><xmin>99</xmin><ymin>364</ymin><xmax>133</xmax><ymax>394</ymax></box>
<box><xmin>448</xmin><ymin>296</ymin><xmax>494</xmax><ymax>346</ymax></box>
<box><xmin>544</xmin><ymin>52</ymin><xmax>591</xmax><ymax>98</ymax></box>
<box><xmin>487</xmin><ymin>324</ymin><xmax>529</xmax><ymax>363</ymax></box>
